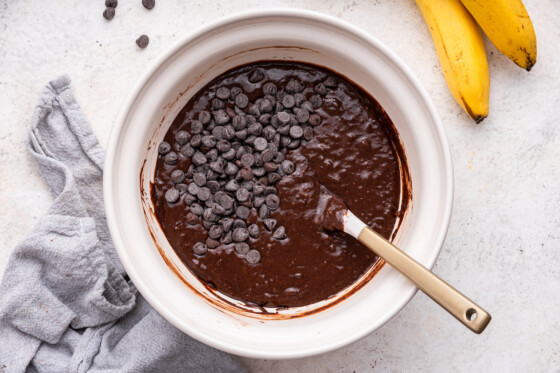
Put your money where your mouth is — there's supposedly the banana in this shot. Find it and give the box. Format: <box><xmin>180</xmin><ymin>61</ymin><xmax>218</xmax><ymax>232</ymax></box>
<box><xmin>416</xmin><ymin>0</ymin><xmax>490</xmax><ymax>123</ymax></box>
<box><xmin>460</xmin><ymin>0</ymin><xmax>537</xmax><ymax>71</ymax></box>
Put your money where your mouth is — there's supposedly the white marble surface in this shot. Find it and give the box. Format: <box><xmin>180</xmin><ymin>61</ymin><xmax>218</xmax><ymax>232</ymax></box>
<box><xmin>1</xmin><ymin>0</ymin><xmax>559</xmax><ymax>371</ymax></box>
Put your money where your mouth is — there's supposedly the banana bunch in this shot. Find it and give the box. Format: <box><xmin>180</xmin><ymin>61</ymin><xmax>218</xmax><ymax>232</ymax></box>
<box><xmin>415</xmin><ymin>0</ymin><xmax>537</xmax><ymax>123</ymax></box>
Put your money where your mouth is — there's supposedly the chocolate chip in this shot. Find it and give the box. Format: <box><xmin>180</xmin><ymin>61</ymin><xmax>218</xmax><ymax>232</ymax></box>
<box><xmin>253</xmin><ymin>167</ymin><xmax>265</xmax><ymax>177</ymax></box>
<box><xmin>206</xmin><ymin>238</ymin><xmax>220</xmax><ymax>249</ymax></box>
<box><xmin>301</xmin><ymin>101</ymin><xmax>314</xmax><ymax>112</ymax></box>
<box><xmin>259</xmin><ymin>99</ymin><xmax>273</xmax><ymax>113</ymax></box>
<box><xmin>233</xmin><ymin>219</ymin><xmax>247</xmax><ymax>229</ymax></box>
<box><xmin>248</xmin><ymin>224</ymin><xmax>259</xmax><ymax>238</ymax></box>
<box><xmin>249</xmin><ymin>69</ymin><xmax>264</xmax><ymax>83</ymax></box>
<box><xmin>259</xmin><ymin>114</ymin><xmax>272</xmax><ymax>125</ymax></box>
<box><xmin>285</xmin><ymin>79</ymin><xmax>304</xmax><ymax>94</ymax></box>
<box><xmin>264</xmin><ymin>186</ymin><xmax>277</xmax><ymax>195</ymax></box>
<box><xmin>225</xmin><ymin>162</ymin><xmax>238</xmax><ymax>176</ymax></box>
<box><xmin>262</xmin><ymin>82</ymin><xmax>277</xmax><ymax>95</ymax></box>
<box><xmin>247</xmin><ymin>104</ymin><xmax>260</xmax><ymax>117</ymax></box>
<box><xmin>188</xmin><ymin>183</ymin><xmax>199</xmax><ymax>196</ymax></box>
<box><xmin>197</xmin><ymin>187</ymin><xmax>211</xmax><ymax>201</ymax></box>
<box><xmin>265</xmin><ymin>194</ymin><xmax>280</xmax><ymax>210</ymax></box>
<box><xmin>288</xmin><ymin>139</ymin><xmax>301</xmax><ymax>149</ymax></box>
<box><xmin>225</xmin><ymin>179</ymin><xmax>239</xmax><ymax>192</ymax></box>
<box><xmin>103</xmin><ymin>7</ymin><xmax>115</xmax><ymax>20</ymax></box>
<box><xmin>235</xmin><ymin>94</ymin><xmax>249</xmax><ymax>109</ymax></box>
<box><xmin>208</xmin><ymin>225</ymin><xmax>224</xmax><ymax>239</ymax></box>
<box><xmin>212</xmin><ymin>98</ymin><xmax>225</xmax><ymax>110</ymax></box>
<box><xmin>229</xmin><ymin>87</ymin><xmax>242</xmax><ymax>99</ymax></box>
<box><xmin>190</xmin><ymin>203</ymin><xmax>204</xmax><ymax>216</ymax></box>
<box><xmin>277</xmin><ymin>111</ymin><xmax>291</xmax><ymax>125</ymax></box>
<box><xmin>170</xmin><ymin>170</ymin><xmax>185</xmax><ymax>184</ymax></box>
<box><xmin>158</xmin><ymin>141</ymin><xmax>171</xmax><ymax>155</ymax></box>
<box><xmin>246</xmin><ymin>250</ymin><xmax>261</xmax><ymax>264</ymax></box>
<box><xmin>203</xmin><ymin>208</ymin><xmax>219</xmax><ymax>222</ymax></box>
<box><xmin>221</xmin><ymin>231</ymin><xmax>233</xmax><ymax>244</ymax></box>
<box><xmin>192</xmin><ymin>151</ymin><xmax>207</xmax><ymax>166</ymax></box>
<box><xmin>216</xmin><ymin>87</ymin><xmax>230</xmax><ymax>100</ymax></box>
<box><xmin>248</xmin><ymin>123</ymin><xmax>263</xmax><ymax>136</ymax></box>
<box><xmin>273</xmin><ymin>226</ymin><xmax>287</xmax><ymax>240</ymax></box>
<box><xmin>182</xmin><ymin>193</ymin><xmax>196</xmax><ymax>205</ymax></box>
<box><xmin>267</xmin><ymin>172</ymin><xmax>280</xmax><ymax>184</ymax></box>
<box><xmin>280</xmin><ymin>136</ymin><xmax>291</xmax><ymax>148</ymax></box>
<box><xmin>263</xmin><ymin>162</ymin><xmax>278</xmax><ymax>172</ymax></box>
<box><xmin>282</xmin><ymin>95</ymin><xmax>295</xmax><ymax>109</ymax></box>
<box><xmin>214</xmin><ymin>110</ymin><xmax>230</xmax><ymax>125</ymax></box>
<box><xmin>281</xmin><ymin>160</ymin><xmax>295</xmax><ymax>174</ymax></box>
<box><xmin>216</xmin><ymin>139</ymin><xmax>231</xmax><ymax>153</ymax></box>
<box><xmin>253</xmin><ymin>183</ymin><xmax>265</xmax><ymax>196</ymax></box>
<box><xmin>235</xmin><ymin>129</ymin><xmax>248</xmax><ymax>140</ymax></box>
<box><xmin>233</xmin><ymin>228</ymin><xmax>249</xmax><ymax>242</ymax></box>
<box><xmin>164</xmin><ymin>151</ymin><xmax>178</xmax><ymax>165</ymax></box>
<box><xmin>236</xmin><ymin>187</ymin><xmax>250</xmax><ymax>202</ymax></box>
<box><xmin>303</xmin><ymin>126</ymin><xmax>314</xmax><ymax>141</ymax></box>
<box><xmin>235</xmin><ymin>242</ymin><xmax>250</xmax><ymax>255</ymax></box>
<box><xmin>236</xmin><ymin>205</ymin><xmax>251</xmax><ymax>219</ymax></box>
<box><xmin>324</xmin><ymin>76</ymin><xmax>338</xmax><ymax>88</ymax></box>
<box><xmin>207</xmin><ymin>180</ymin><xmax>220</xmax><ymax>193</ymax></box>
<box><xmin>277</xmin><ymin>125</ymin><xmax>290</xmax><ymax>136</ymax></box>
<box><xmin>222</xmin><ymin>148</ymin><xmax>236</xmax><ymax>160</ymax></box>
<box><xmin>273</xmin><ymin>151</ymin><xmax>285</xmax><ymax>164</ymax></box>
<box><xmin>136</xmin><ymin>35</ymin><xmax>149</xmax><ymax>49</ymax></box>
<box><xmin>240</xmin><ymin>167</ymin><xmax>253</xmax><ymax>181</ymax></box>
<box><xmin>289</xmin><ymin>125</ymin><xmax>303</xmax><ymax>139</ymax></box>
<box><xmin>209</xmin><ymin>161</ymin><xmax>223</xmax><ymax>173</ymax></box>
<box><xmin>223</xmin><ymin>125</ymin><xmax>235</xmax><ymax>140</ymax></box>
<box><xmin>314</xmin><ymin>82</ymin><xmax>328</xmax><ymax>96</ymax></box>
<box><xmin>222</xmin><ymin>217</ymin><xmax>233</xmax><ymax>232</ymax></box>
<box><xmin>186</xmin><ymin>212</ymin><xmax>198</xmax><ymax>225</ymax></box>
<box><xmin>294</xmin><ymin>93</ymin><xmax>306</xmax><ymax>107</ymax></box>
<box><xmin>174</xmin><ymin>131</ymin><xmax>190</xmax><ymax>145</ymax></box>
<box><xmin>240</xmin><ymin>153</ymin><xmax>255</xmax><ymax>167</ymax></box>
<box><xmin>142</xmin><ymin>0</ymin><xmax>155</xmax><ymax>9</ymax></box>
<box><xmin>165</xmin><ymin>188</ymin><xmax>180</xmax><ymax>203</ymax></box>
<box><xmin>253</xmin><ymin>196</ymin><xmax>265</xmax><ymax>208</ymax></box>
<box><xmin>258</xmin><ymin>204</ymin><xmax>269</xmax><ymax>219</ymax></box>
<box><xmin>308</xmin><ymin>113</ymin><xmax>322</xmax><ymax>127</ymax></box>
<box><xmin>195</xmin><ymin>111</ymin><xmax>210</xmax><ymax>125</ymax></box>
<box><xmin>192</xmin><ymin>242</ymin><xmax>207</xmax><ymax>255</ymax></box>
<box><xmin>176</xmin><ymin>183</ymin><xmax>188</xmax><ymax>195</ymax></box>
<box><xmin>212</xmin><ymin>203</ymin><xmax>226</xmax><ymax>215</ymax></box>
<box><xmin>263</xmin><ymin>218</ymin><xmax>277</xmax><ymax>232</ymax></box>
<box><xmin>295</xmin><ymin>108</ymin><xmax>310</xmax><ymax>123</ymax></box>
<box><xmin>106</xmin><ymin>0</ymin><xmax>118</xmax><ymax>6</ymax></box>
<box><xmin>252</xmin><ymin>137</ymin><xmax>266</xmax><ymax>151</ymax></box>
<box><xmin>202</xmin><ymin>220</ymin><xmax>214</xmax><ymax>230</ymax></box>
<box><xmin>309</xmin><ymin>94</ymin><xmax>322</xmax><ymax>108</ymax></box>
<box><xmin>191</xmin><ymin>120</ymin><xmax>203</xmax><ymax>134</ymax></box>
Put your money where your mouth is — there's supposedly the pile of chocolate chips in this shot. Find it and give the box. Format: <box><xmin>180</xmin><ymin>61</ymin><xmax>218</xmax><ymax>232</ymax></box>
<box><xmin>158</xmin><ymin>69</ymin><xmax>338</xmax><ymax>264</ymax></box>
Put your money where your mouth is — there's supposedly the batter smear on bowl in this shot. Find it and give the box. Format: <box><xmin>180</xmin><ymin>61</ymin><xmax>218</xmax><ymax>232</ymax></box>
<box><xmin>152</xmin><ymin>61</ymin><xmax>410</xmax><ymax>308</ymax></box>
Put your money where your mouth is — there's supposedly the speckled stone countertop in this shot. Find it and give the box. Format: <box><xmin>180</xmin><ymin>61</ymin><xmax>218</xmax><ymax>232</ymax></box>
<box><xmin>1</xmin><ymin>1</ymin><xmax>559</xmax><ymax>371</ymax></box>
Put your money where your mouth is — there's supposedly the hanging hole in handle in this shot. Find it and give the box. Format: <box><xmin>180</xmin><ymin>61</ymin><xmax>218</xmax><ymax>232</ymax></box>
<box><xmin>466</xmin><ymin>308</ymin><xmax>478</xmax><ymax>321</ymax></box>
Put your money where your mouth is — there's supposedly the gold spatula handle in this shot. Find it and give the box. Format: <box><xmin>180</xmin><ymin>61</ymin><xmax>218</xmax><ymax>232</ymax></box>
<box><xmin>357</xmin><ymin>227</ymin><xmax>491</xmax><ymax>333</ymax></box>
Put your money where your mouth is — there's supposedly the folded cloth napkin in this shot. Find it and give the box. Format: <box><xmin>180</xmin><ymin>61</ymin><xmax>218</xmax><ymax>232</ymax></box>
<box><xmin>0</xmin><ymin>75</ymin><xmax>247</xmax><ymax>373</ymax></box>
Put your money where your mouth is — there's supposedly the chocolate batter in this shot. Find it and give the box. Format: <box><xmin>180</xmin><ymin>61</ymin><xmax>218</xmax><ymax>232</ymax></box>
<box><xmin>152</xmin><ymin>62</ymin><xmax>409</xmax><ymax>308</ymax></box>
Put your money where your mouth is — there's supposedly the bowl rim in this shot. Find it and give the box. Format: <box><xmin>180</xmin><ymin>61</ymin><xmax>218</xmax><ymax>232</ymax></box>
<box><xmin>104</xmin><ymin>8</ymin><xmax>454</xmax><ymax>358</ymax></box>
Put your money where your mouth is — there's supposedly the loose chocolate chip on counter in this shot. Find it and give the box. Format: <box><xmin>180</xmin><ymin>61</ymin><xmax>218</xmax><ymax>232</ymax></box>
<box><xmin>158</xmin><ymin>141</ymin><xmax>171</xmax><ymax>155</ymax></box>
<box><xmin>165</xmin><ymin>188</ymin><xmax>180</xmax><ymax>203</ymax></box>
<box><xmin>136</xmin><ymin>35</ymin><xmax>149</xmax><ymax>49</ymax></box>
<box><xmin>192</xmin><ymin>242</ymin><xmax>207</xmax><ymax>255</ymax></box>
<box><xmin>233</xmin><ymin>228</ymin><xmax>249</xmax><ymax>242</ymax></box>
<box><xmin>106</xmin><ymin>0</ymin><xmax>118</xmax><ymax>7</ymax></box>
<box><xmin>248</xmin><ymin>69</ymin><xmax>264</xmax><ymax>83</ymax></box>
<box><xmin>163</xmin><ymin>151</ymin><xmax>178</xmax><ymax>165</ymax></box>
<box><xmin>289</xmin><ymin>126</ymin><xmax>303</xmax><ymax>139</ymax></box>
<box><xmin>248</xmin><ymin>224</ymin><xmax>260</xmax><ymax>238</ymax></box>
<box><xmin>281</xmin><ymin>160</ymin><xmax>295</xmax><ymax>174</ymax></box>
<box><xmin>273</xmin><ymin>226</ymin><xmax>287</xmax><ymax>240</ymax></box>
<box><xmin>170</xmin><ymin>169</ymin><xmax>185</xmax><ymax>184</ymax></box>
<box><xmin>142</xmin><ymin>0</ymin><xmax>155</xmax><ymax>10</ymax></box>
<box><xmin>186</xmin><ymin>212</ymin><xmax>198</xmax><ymax>225</ymax></box>
<box><xmin>103</xmin><ymin>7</ymin><xmax>116</xmax><ymax>20</ymax></box>
<box><xmin>246</xmin><ymin>249</ymin><xmax>261</xmax><ymax>264</ymax></box>
<box><xmin>263</xmin><ymin>218</ymin><xmax>277</xmax><ymax>232</ymax></box>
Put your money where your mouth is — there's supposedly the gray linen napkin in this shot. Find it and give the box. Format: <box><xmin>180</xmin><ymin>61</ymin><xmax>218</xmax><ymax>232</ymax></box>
<box><xmin>0</xmin><ymin>75</ymin><xmax>247</xmax><ymax>373</ymax></box>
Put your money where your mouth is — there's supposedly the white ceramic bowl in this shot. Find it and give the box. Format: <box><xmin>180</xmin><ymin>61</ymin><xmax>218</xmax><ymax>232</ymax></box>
<box><xmin>104</xmin><ymin>9</ymin><xmax>453</xmax><ymax>359</ymax></box>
